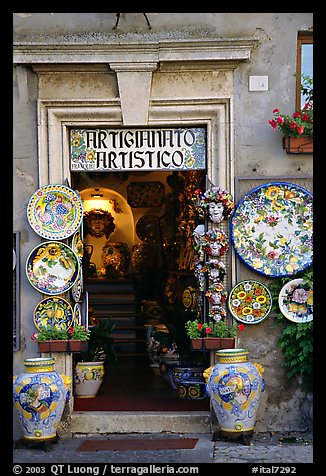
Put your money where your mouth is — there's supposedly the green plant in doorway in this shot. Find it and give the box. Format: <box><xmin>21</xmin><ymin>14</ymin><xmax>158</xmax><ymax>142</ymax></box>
<box><xmin>268</xmin><ymin>267</ymin><xmax>313</xmax><ymax>392</ymax></box>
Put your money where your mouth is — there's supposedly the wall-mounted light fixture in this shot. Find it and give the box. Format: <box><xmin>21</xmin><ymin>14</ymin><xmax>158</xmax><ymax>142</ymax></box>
<box><xmin>91</xmin><ymin>188</ymin><xmax>103</xmax><ymax>198</ymax></box>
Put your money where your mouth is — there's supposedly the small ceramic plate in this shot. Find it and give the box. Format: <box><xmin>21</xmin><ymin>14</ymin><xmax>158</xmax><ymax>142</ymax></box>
<box><xmin>230</xmin><ymin>182</ymin><xmax>313</xmax><ymax>277</ymax></box>
<box><xmin>71</xmin><ymin>229</ymin><xmax>84</xmax><ymax>261</ymax></box>
<box><xmin>73</xmin><ymin>302</ymin><xmax>82</xmax><ymax>326</ymax></box>
<box><xmin>228</xmin><ymin>280</ymin><xmax>272</xmax><ymax>324</ymax></box>
<box><xmin>33</xmin><ymin>296</ymin><xmax>74</xmax><ymax>331</ymax></box>
<box><xmin>278</xmin><ymin>278</ymin><xmax>313</xmax><ymax>323</ymax></box>
<box><xmin>81</xmin><ymin>291</ymin><xmax>89</xmax><ymax>330</ymax></box>
<box><xmin>26</xmin><ymin>241</ymin><xmax>79</xmax><ymax>295</ymax></box>
<box><xmin>71</xmin><ymin>265</ymin><xmax>83</xmax><ymax>302</ymax></box>
<box><xmin>27</xmin><ymin>184</ymin><xmax>83</xmax><ymax>240</ymax></box>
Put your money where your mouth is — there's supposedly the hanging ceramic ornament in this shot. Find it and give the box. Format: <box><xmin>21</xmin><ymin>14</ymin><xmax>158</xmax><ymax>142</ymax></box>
<box><xmin>202</xmin><ymin>229</ymin><xmax>229</xmax><ymax>258</ymax></box>
<box><xmin>194</xmin><ymin>186</ymin><xmax>235</xmax><ymax>223</ymax></box>
<box><xmin>205</xmin><ymin>282</ymin><xmax>228</xmax><ymax>305</ymax></box>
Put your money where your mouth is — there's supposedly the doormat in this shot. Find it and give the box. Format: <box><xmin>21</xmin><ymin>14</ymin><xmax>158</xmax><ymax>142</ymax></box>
<box><xmin>77</xmin><ymin>438</ymin><xmax>198</xmax><ymax>452</ymax></box>
<box><xmin>74</xmin><ymin>395</ymin><xmax>209</xmax><ymax>412</ymax></box>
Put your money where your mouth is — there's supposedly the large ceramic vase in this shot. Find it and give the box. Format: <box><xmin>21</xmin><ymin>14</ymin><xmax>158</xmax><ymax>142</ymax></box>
<box><xmin>74</xmin><ymin>362</ymin><xmax>105</xmax><ymax>398</ymax></box>
<box><xmin>205</xmin><ymin>348</ymin><xmax>265</xmax><ymax>437</ymax></box>
<box><xmin>13</xmin><ymin>357</ymin><xmax>70</xmax><ymax>442</ymax></box>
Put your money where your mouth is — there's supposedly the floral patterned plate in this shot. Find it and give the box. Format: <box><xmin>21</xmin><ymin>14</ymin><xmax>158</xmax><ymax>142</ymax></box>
<box><xmin>27</xmin><ymin>184</ymin><xmax>83</xmax><ymax>240</ymax></box>
<box><xmin>278</xmin><ymin>278</ymin><xmax>313</xmax><ymax>323</ymax></box>
<box><xmin>26</xmin><ymin>241</ymin><xmax>79</xmax><ymax>295</ymax></box>
<box><xmin>71</xmin><ymin>229</ymin><xmax>84</xmax><ymax>261</ymax></box>
<box><xmin>228</xmin><ymin>280</ymin><xmax>272</xmax><ymax>324</ymax></box>
<box><xmin>71</xmin><ymin>265</ymin><xmax>83</xmax><ymax>302</ymax></box>
<box><xmin>33</xmin><ymin>296</ymin><xmax>74</xmax><ymax>331</ymax></box>
<box><xmin>230</xmin><ymin>182</ymin><xmax>313</xmax><ymax>277</ymax></box>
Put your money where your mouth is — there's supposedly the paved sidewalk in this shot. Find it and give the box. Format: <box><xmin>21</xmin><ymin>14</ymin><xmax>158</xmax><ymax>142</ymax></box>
<box><xmin>12</xmin><ymin>432</ymin><xmax>313</xmax><ymax>465</ymax></box>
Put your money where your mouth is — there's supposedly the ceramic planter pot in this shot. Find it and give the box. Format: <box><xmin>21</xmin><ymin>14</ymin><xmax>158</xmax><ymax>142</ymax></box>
<box><xmin>13</xmin><ymin>357</ymin><xmax>70</xmax><ymax>442</ymax></box>
<box><xmin>74</xmin><ymin>362</ymin><xmax>105</xmax><ymax>398</ymax></box>
<box><xmin>172</xmin><ymin>365</ymin><xmax>207</xmax><ymax>400</ymax></box>
<box><xmin>205</xmin><ymin>348</ymin><xmax>265</xmax><ymax>437</ymax></box>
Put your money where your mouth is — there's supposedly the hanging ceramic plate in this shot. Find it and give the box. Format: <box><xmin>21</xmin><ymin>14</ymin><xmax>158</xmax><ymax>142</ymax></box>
<box><xmin>228</xmin><ymin>280</ymin><xmax>272</xmax><ymax>324</ymax></box>
<box><xmin>136</xmin><ymin>215</ymin><xmax>160</xmax><ymax>243</ymax></box>
<box><xmin>27</xmin><ymin>184</ymin><xmax>83</xmax><ymax>240</ymax></box>
<box><xmin>73</xmin><ymin>302</ymin><xmax>82</xmax><ymax>326</ymax></box>
<box><xmin>26</xmin><ymin>241</ymin><xmax>79</xmax><ymax>295</ymax></box>
<box><xmin>33</xmin><ymin>296</ymin><xmax>74</xmax><ymax>331</ymax></box>
<box><xmin>71</xmin><ymin>265</ymin><xmax>83</xmax><ymax>302</ymax></box>
<box><xmin>278</xmin><ymin>278</ymin><xmax>313</xmax><ymax>323</ymax></box>
<box><xmin>230</xmin><ymin>182</ymin><xmax>313</xmax><ymax>277</ymax></box>
<box><xmin>81</xmin><ymin>291</ymin><xmax>89</xmax><ymax>330</ymax></box>
<box><xmin>71</xmin><ymin>229</ymin><xmax>84</xmax><ymax>261</ymax></box>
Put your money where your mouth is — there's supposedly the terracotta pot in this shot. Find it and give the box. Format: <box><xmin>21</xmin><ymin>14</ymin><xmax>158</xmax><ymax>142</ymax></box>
<box><xmin>191</xmin><ymin>338</ymin><xmax>203</xmax><ymax>350</ymax></box>
<box><xmin>68</xmin><ymin>341</ymin><xmax>88</xmax><ymax>352</ymax></box>
<box><xmin>282</xmin><ymin>135</ymin><xmax>313</xmax><ymax>154</ymax></box>
<box><xmin>218</xmin><ymin>338</ymin><xmax>235</xmax><ymax>349</ymax></box>
<box><xmin>204</xmin><ymin>338</ymin><xmax>221</xmax><ymax>350</ymax></box>
<box><xmin>38</xmin><ymin>340</ymin><xmax>69</xmax><ymax>353</ymax></box>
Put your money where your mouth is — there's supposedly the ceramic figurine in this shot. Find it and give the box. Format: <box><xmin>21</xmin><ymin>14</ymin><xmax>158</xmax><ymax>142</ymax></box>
<box><xmin>194</xmin><ymin>186</ymin><xmax>235</xmax><ymax>223</ymax></box>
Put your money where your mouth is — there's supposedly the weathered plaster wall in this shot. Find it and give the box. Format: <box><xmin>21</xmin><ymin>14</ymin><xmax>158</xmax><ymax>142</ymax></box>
<box><xmin>13</xmin><ymin>13</ymin><xmax>313</xmax><ymax>438</ymax></box>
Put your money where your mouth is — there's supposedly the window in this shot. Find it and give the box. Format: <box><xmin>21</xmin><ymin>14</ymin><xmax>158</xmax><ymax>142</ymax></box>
<box><xmin>296</xmin><ymin>32</ymin><xmax>313</xmax><ymax>110</ymax></box>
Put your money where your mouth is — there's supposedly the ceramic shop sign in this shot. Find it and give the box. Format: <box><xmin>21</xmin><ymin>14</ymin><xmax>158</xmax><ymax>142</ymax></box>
<box><xmin>27</xmin><ymin>184</ymin><xmax>83</xmax><ymax>240</ymax></box>
<box><xmin>70</xmin><ymin>127</ymin><xmax>206</xmax><ymax>171</ymax></box>
<box><xmin>230</xmin><ymin>182</ymin><xmax>313</xmax><ymax>277</ymax></box>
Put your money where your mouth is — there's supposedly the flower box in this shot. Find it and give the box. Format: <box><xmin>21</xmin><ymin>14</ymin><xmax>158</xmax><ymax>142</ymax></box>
<box><xmin>204</xmin><ymin>337</ymin><xmax>236</xmax><ymax>350</ymax></box>
<box><xmin>68</xmin><ymin>341</ymin><xmax>88</xmax><ymax>352</ymax></box>
<box><xmin>203</xmin><ymin>338</ymin><xmax>221</xmax><ymax>350</ymax></box>
<box><xmin>38</xmin><ymin>340</ymin><xmax>69</xmax><ymax>352</ymax></box>
<box><xmin>191</xmin><ymin>338</ymin><xmax>203</xmax><ymax>350</ymax></box>
<box><xmin>282</xmin><ymin>135</ymin><xmax>313</xmax><ymax>154</ymax></box>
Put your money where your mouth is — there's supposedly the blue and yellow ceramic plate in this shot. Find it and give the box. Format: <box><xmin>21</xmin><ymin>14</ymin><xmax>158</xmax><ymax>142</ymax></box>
<box><xmin>230</xmin><ymin>182</ymin><xmax>313</xmax><ymax>277</ymax></box>
<box><xmin>33</xmin><ymin>296</ymin><xmax>74</xmax><ymax>331</ymax></box>
<box><xmin>26</xmin><ymin>241</ymin><xmax>79</xmax><ymax>295</ymax></box>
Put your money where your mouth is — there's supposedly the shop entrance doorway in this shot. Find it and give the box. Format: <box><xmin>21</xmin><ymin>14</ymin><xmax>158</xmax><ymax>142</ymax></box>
<box><xmin>71</xmin><ymin>169</ymin><xmax>210</xmax><ymax>411</ymax></box>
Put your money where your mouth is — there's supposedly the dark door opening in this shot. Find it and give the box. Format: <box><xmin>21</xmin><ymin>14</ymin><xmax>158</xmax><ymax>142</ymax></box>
<box><xmin>71</xmin><ymin>169</ymin><xmax>210</xmax><ymax>411</ymax></box>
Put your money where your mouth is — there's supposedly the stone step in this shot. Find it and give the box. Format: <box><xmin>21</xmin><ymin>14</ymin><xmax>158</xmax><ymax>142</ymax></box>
<box><xmin>69</xmin><ymin>411</ymin><xmax>211</xmax><ymax>434</ymax></box>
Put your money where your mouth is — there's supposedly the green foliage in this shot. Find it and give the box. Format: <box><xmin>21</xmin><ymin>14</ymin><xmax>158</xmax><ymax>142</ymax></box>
<box><xmin>268</xmin><ymin>267</ymin><xmax>313</xmax><ymax>391</ymax></box>
<box><xmin>185</xmin><ymin>319</ymin><xmax>208</xmax><ymax>338</ymax></box>
<box><xmin>68</xmin><ymin>324</ymin><xmax>91</xmax><ymax>341</ymax></box>
<box><xmin>36</xmin><ymin>325</ymin><xmax>69</xmax><ymax>341</ymax></box>
<box><xmin>208</xmin><ymin>320</ymin><xmax>239</xmax><ymax>338</ymax></box>
<box><xmin>79</xmin><ymin>318</ymin><xmax>117</xmax><ymax>363</ymax></box>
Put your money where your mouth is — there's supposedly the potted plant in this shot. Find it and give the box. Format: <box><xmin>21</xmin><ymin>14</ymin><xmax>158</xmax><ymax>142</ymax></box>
<box><xmin>74</xmin><ymin>318</ymin><xmax>117</xmax><ymax>398</ymax></box>
<box><xmin>32</xmin><ymin>325</ymin><xmax>69</xmax><ymax>352</ymax></box>
<box><xmin>185</xmin><ymin>319</ymin><xmax>210</xmax><ymax>350</ymax></box>
<box><xmin>31</xmin><ymin>324</ymin><xmax>90</xmax><ymax>353</ymax></box>
<box><xmin>204</xmin><ymin>321</ymin><xmax>245</xmax><ymax>350</ymax></box>
<box><xmin>268</xmin><ymin>74</ymin><xmax>313</xmax><ymax>154</ymax></box>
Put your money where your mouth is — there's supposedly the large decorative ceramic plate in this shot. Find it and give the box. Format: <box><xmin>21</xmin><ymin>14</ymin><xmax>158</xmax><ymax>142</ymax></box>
<box><xmin>26</xmin><ymin>241</ymin><xmax>79</xmax><ymax>295</ymax></box>
<box><xmin>230</xmin><ymin>182</ymin><xmax>313</xmax><ymax>277</ymax></box>
<box><xmin>136</xmin><ymin>215</ymin><xmax>160</xmax><ymax>243</ymax></box>
<box><xmin>228</xmin><ymin>280</ymin><xmax>272</xmax><ymax>324</ymax></box>
<box><xmin>278</xmin><ymin>278</ymin><xmax>313</xmax><ymax>323</ymax></box>
<box><xmin>27</xmin><ymin>184</ymin><xmax>83</xmax><ymax>240</ymax></box>
<box><xmin>33</xmin><ymin>296</ymin><xmax>74</xmax><ymax>331</ymax></box>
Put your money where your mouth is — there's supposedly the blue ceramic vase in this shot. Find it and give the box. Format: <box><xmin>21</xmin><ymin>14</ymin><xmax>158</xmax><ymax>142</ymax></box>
<box><xmin>13</xmin><ymin>357</ymin><xmax>70</xmax><ymax>442</ymax></box>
